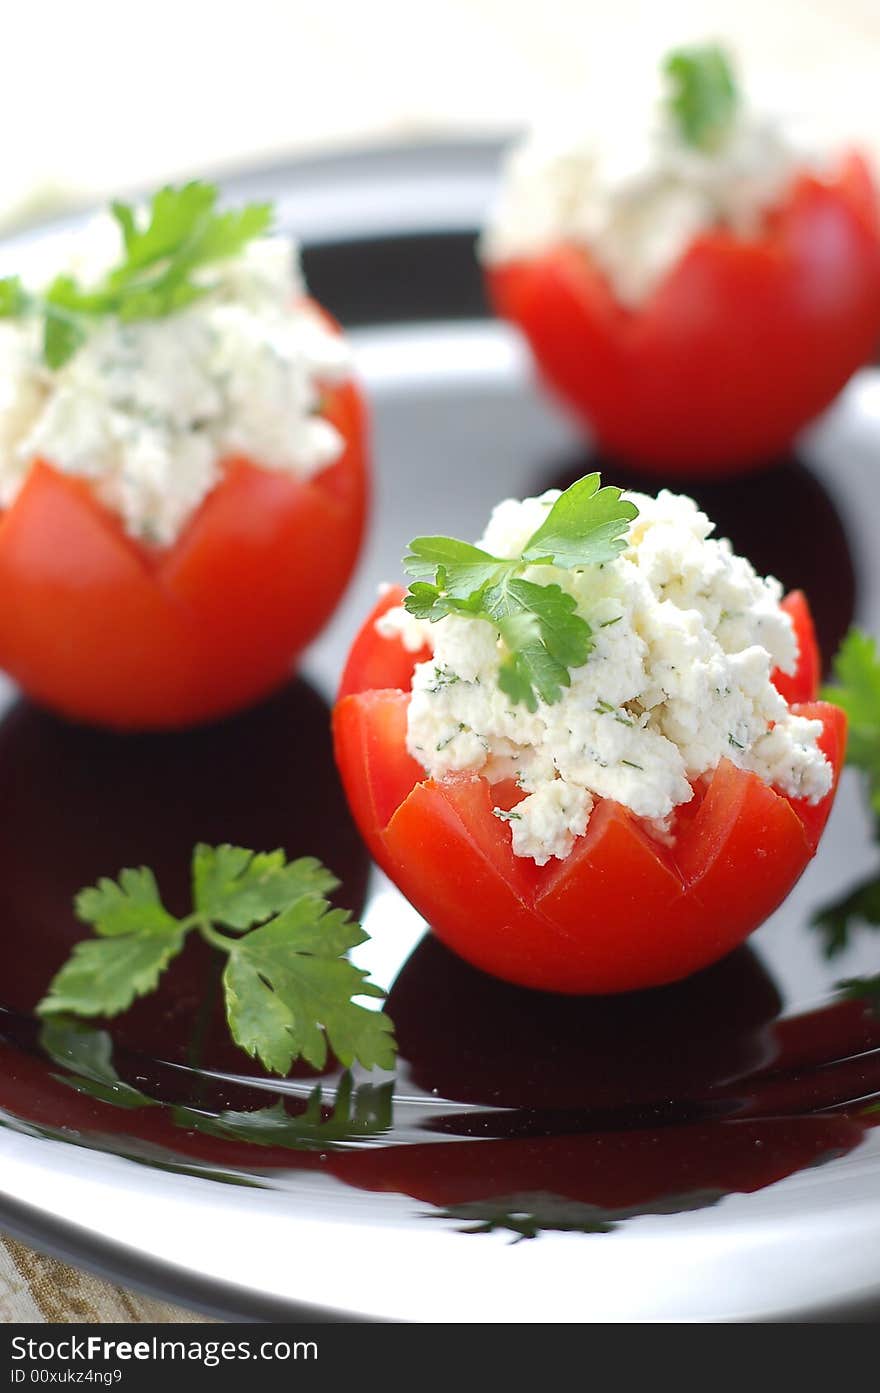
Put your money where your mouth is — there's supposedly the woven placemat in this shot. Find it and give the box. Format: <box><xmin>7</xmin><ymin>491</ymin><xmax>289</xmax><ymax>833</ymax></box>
<box><xmin>0</xmin><ymin>1233</ymin><xmax>210</xmax><ymax>1324</ymax></box>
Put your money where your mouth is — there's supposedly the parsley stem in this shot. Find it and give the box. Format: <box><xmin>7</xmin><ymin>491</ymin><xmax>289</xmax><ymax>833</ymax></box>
<box><xmin>197</xmin><ymin>921</ymin><xmax>236</xmax><ymax>954</ymax></box>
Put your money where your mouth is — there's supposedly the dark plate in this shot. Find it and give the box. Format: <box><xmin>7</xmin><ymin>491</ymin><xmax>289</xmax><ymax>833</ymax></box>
<box><xmin>0</xmin><ymin>141</ymin><xmax>879</xmax><ymax>1323</ymax></box>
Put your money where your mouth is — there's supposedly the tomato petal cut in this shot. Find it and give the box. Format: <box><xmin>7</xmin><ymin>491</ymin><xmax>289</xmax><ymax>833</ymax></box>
<box><xmin>162</xmin><ymin>397</ymin><xmax>364</xmax><ymax>693</ymax></box>
<box><xmin>0</xmin><ymin>461</ymin><xmax>195</xmax><ymax>727</ymax></box>
<box><xmin>382</xmin><ymin>778</ymin><xmax>573</xmax><ymax>989</ymax></box>
<box><xmin>332</xmin><ymin>691</ymin><xmax>425</xmax><ymax>866</ymax></box>
<box><xmin>675</xmin><ymin>758</ymin><xmax>811</xmax><ymax>945</ymax></box>
<box><xmin>535</xmin><ymin>800</ymin><xmax>687</xmax><ymax>993</ymax></box>
<box><xmin>431</xmin><ymin>776</ymin><xmax>544</xmax><ymax>904</ymax></box>
<box><xmin>334</xmin><ymin>584</ymin><xmax>846</xmax><ymax>994</ymax></box>
<box><xmin>0</xmin><ymin>376</ymin><xmax>367</xmax><ymax>729</ymax></box>
<box><xmin>488</xmin><ymin>155</ymin><xmax>880</xmax><ymax>471</ymax></box>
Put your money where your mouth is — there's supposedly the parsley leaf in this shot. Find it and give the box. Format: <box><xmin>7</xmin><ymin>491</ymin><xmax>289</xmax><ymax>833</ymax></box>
<box><xmin>192</xmin><ymin>844</ymin><xmax>337</xmax><ymax>931</ymax></box>
<box><xmin>664</xmin><ymin>44</ymin><xmax>739</xmax><ymax>153</ymax></box>
<box><xmin>811</xmin><ymin>627</ymin><xmax>880</xmax><ymax>956</ymax></box>
<box><xmin>36</xmin><ymin>844</ymin><xmax>395</xmax><ymax>1077</ymax></box>
<box><xmin>39</xmin><ymin>866</ymin><xmax>187</xmax><ymax>1016</ymax></box>
<box><xmin>43</xmin><ymin>305</ymin><xmax>88</xmax><ymax>370</ymax></box>
<box><xmin>110</xmin><ymin>183</ymin><xmax>219</xmax><ymax>270</ymax></box>
<box><xmin>75</xmin><ymin>866</ymin><xmax>181</xmax><ymax>936</ymax></box>
<box><xmin>36</xmin><ymin>931</ymin><xmax>187</xmax><ymax>1018</ymax></box>
<box><xmin>495</xmin><ymin>578</ymin><xmax>591</xmax><ymax>711</ymax></box>
<box><xmin>402</xmin><ymin>472</ymin><xmax>636</xmax><ymax>710</ymax></box>
<box><xmin>222</xmin><ymin>898</ymin><xmax>393</xmax><ymax>1074</ymax></box>
<box><xmin>813</xmin><ymin>871</ymin><xmax>880</xmax><ymax>957</ymax></box>
<box><xmin>404</xmin><ymin>538</ymin><xmax>510</xmax><ymax>600</ymax></box>
<box><xmin>520</xmin><ymin>474</ymin><xmax>637</xmax><ymax>568</ymax></box>
<box><xmin>821</xmin><ymin>627</ymin><xmax>880</xmax><ymax>818</ymax></box>
<box><xmin>0</xmin><ymin>181</ymin><xmax>273</xmax><ymax>368</ymax></box>
<box><xmin>0</xmin><ymin>276</ymin><xmax>30</xmax><ymax>317</ymax></box>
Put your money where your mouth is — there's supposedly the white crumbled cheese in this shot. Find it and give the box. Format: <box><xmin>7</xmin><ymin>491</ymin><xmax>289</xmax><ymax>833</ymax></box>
<box><xmin>378</xmin><ymin>488</ymin><xmax>832</xmax><ymax>866</ymax></box>
<box><xmin>376</xmin><ymin>601</ymin><xmax>433</xmax><ymax>654</ymax></box>
<box><xmin>481</xmin><ymin>91</ymin><xmax>819</xmax><ymax>306</ymax></box>
<box><xmin>502</xmin><ymin>781</ymin><xmax>593</xmax><ymax>865</ymax></box>
<box><xmin>0</xmin><ymin>219</ymin><xmax>351</xmax><ymax>544</ymax></box>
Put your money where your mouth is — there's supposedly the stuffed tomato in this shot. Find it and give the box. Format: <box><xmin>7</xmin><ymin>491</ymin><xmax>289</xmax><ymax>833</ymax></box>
<box><xmin>0</xmin><ymin>183</ymin><xmax>367</xmax><ymax>730</ymax></box>
<box><xmin>482</xmin><ymin>46</ymin><xmax>880</xmax><ymax>472</ymax></box>
<box><xmin>333</xmin><ymin>474</ymin><xmax>846</xmax><ymax>994</ymax></box>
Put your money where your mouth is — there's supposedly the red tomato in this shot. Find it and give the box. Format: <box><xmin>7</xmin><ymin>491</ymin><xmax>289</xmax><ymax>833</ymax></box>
<box><xmin>773</xmin><ymin>590</ymin><xmax>821</xmax><ymax>703</ymax></box>
<box><xmin>0</xmin><ymin>311</ymin><xmax>368</xmax><ymax>730</ymax></box>
<box><xmin>333</xmin><ymin>586</ymin><xmax>846</xmax><ymax>993</ymax></box>
<box><xmin>487</xmin><ymin>153</ymin><xmax>880</xmax><ymax>472</ymax></box>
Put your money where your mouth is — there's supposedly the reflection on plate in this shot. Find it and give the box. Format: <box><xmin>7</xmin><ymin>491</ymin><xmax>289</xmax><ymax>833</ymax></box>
<box><xmin>0</xmin><ymin>142</ymin><xmax>878</xmax><ymax>1322</ymax></box>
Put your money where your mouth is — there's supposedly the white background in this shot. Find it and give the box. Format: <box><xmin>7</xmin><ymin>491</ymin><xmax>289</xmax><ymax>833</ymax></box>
<box><xmin>2</xmin><ymin>0</ymin><xmax>879</xmax><ymax>225</ymax></box>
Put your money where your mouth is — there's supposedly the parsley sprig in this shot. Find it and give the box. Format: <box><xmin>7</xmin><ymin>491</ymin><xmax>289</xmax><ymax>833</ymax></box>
<box><xmin>37</xmin><ymin>844</ymin><xmax>396</xmax><ymax>1076</ymax></box>
<box><xmin>813</xmin><ymin>627</ymin><xmax>880</xmax><ymax>956</ymax></box>
<box><xmin>402</xmin><ymin>473</ymin><xmax>637</xmax><ymax>712</ymax></box>
<box><xmin>0</xmin><ymin>182</ymin><xmax>272</xmax><ymax>369</ymax></box>
<box><xmin>664</xmin><ymin>44</ymin><xmax>739</xmax><ymax>153</ymax></box>
<box><xmin>821</xmin><ymin>628</ymin><xmax>880</xmax><ymax>818</ymax></box>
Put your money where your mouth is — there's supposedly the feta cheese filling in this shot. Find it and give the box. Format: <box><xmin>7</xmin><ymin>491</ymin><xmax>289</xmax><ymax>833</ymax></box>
<box><xmin>480</xmin><ymin>97</ymin><xmax>817</xmax><ymax>306</ymax></box>
<box><xmin>378</xmin><ymin>489</ymin><xmax>832</xmax><ymax>866</ymax></box>
<box><xmin>0</xmin><ymin>221</ymin><xmax>351</xmax><ymax>545</ymax></box>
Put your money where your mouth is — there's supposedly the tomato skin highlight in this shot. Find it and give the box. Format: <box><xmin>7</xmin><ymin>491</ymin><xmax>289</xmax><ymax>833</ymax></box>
<box><xmin>333</xmin><ymin>585</ymin><xmax>845</xmax><ymax>993</ymax></box>
<box><xmin>487</xmin><ymin>153</ymin><xmax>880</xmax><ymax>472</ymax></box>
<box><xmin>0</xmin><ymin>368</ymin><xmax>368</xmax><ymax>730</ymax></box>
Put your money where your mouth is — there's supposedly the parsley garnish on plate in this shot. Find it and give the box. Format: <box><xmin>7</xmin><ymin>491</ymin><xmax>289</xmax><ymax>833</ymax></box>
<box><xmin>814</xmin><ymin>876</ymin><xmax>880</xmax><ymax>958</ymax></box>
<box><xmin>821</xmin><ymin>627</ymin><xmax>880</xmax><ymax>818</ymax></box>
<box><xmin>664</xmin><ymin>44</ymin><xmax>739</xmax><ymax>154</ymax></box>
<box><xmin>402</xmin><ymin>472</ymin><xmax>637</xmax><ymax>712</ymax></box>
<box><xmin>0</xmin><ymin>182</ymin><xmax>273</xmax><ymax>369</ymax></box>
<box><xmin>37</xmin><ymin>844</ymin><xmax>396</xmax><ymax>1076</ymax></box>
<box><xmin>812</xmin><ymin>627</ymin><xmax>880</xmax><ymax>956</ymax></box>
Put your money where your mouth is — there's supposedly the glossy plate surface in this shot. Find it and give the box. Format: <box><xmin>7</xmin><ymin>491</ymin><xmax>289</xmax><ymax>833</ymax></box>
<box><xmin>0</xmin><ymin>142</ymin><xmax>879</xmax><ymax>1323</ymax></box>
